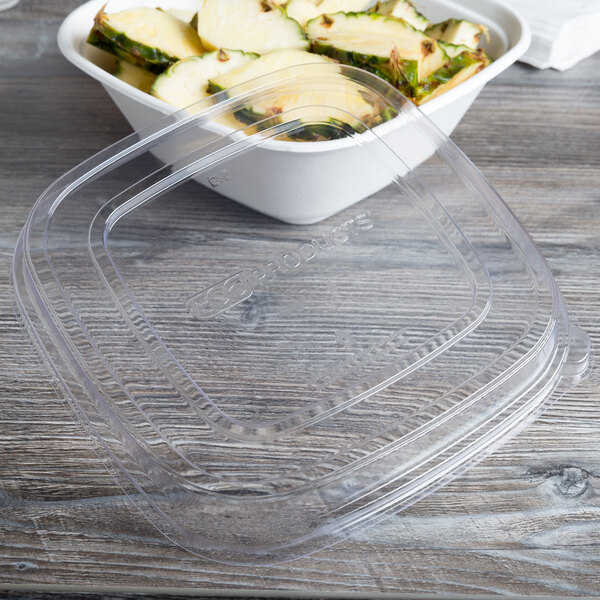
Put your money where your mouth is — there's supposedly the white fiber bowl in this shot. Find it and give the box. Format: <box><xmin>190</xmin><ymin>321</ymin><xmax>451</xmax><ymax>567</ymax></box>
<box><xmin>57</xmin><ymin>0</ymin><xmax>530</xmax><ymax>223</ymax></box>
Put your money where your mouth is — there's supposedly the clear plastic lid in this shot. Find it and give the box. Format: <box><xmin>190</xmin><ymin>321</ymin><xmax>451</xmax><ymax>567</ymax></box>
<box><xmin>12</xmin><ymin>64</ymin><xmax>591</xmax><ymax>565</ymax></box>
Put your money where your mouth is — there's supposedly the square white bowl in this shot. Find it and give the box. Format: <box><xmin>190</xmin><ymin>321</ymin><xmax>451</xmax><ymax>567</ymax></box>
<box><xmin>57</xmin><ymin>0</ymin><xmax>530</xmax><ymax>223</ymax></box>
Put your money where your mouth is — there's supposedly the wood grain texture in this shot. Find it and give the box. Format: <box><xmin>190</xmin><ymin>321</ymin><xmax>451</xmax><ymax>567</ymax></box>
<box><xmin>1</xmin><ymin>0</ymin><xmax>600</xmax><ymax>595</ymax></box>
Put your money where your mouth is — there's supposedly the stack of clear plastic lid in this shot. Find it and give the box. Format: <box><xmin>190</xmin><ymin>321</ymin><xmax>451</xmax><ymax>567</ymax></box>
<box><xmin>12</xmin><ymin>64</ymin><xmax>591</xmax><ymax>565</ymax></box>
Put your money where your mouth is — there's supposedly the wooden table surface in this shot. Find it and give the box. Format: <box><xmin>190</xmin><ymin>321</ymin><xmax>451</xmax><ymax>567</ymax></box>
<box><xmin>1</xmin><ymin>2</ymin><xmax>600</xmax><ymax>597</ymax></box>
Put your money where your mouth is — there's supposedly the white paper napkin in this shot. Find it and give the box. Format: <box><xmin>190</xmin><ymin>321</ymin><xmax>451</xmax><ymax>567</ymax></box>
<box><xmin>503</xmin><ymin>0</ymin><xmax>600</xmax><ymax>70</ymax></box>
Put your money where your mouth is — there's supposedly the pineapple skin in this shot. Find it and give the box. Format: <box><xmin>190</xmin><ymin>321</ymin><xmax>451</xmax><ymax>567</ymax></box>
<box><xmin>87</xmin><ymin>29</ymin><xmax>167</xmax><ymax>74</ymax></box>
<box><xmin>413</xmin><ymin>50</ymin><xmax>490</xmax><ymax>104</ymax></box>
<box><xmin>93</xmin><ymin>6</ymin><xmax>203</xmax><ymax>69</ymax></box>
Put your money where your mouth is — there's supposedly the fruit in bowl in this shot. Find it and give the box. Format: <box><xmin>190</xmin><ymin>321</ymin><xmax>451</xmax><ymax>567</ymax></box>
<box><xmin>87</xmin><ymin>0</ymin><xmax>492</xmax><ymax>139</ymax></box>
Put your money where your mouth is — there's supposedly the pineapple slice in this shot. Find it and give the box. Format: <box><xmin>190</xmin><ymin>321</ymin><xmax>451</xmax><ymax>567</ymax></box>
<box><xmin>306</xmin><ymin>12</ymin><xmax>447</xmax><ymax>90</ymax></box>
<box><xmin>208</xmin><ymin>49</ymin><xmax>377</xmax><ymax>137</ymax></box>
<box><xmin>93</xmin><ymin>6</ymin><xmax>205</xmax><ymax>68</ymax></box>
<box><xmin>426</xmin><ymin>19</ymin><xmax>489</xmax><ymax>50</ymax></box>
<box><xmin>151</xmin><ymin>49</ymin><xmax>258</xmax><ymax>109</ymax></box>
<box><xmin>196</xmin><ymin>0</ymin><xmax>308</xmax><ymax>55</ymax></box>
<box><xmin>371</xmin><ymin>0</ymin><xmax>429</xmax><ymax>31</ymax></box>
<box><xmin>287</xmin><ymin>0</ymin><xmax>373</xmax><ymax>28</ymax></box>
<box><xmin>411</xmin><ymin>41</ymin><xmax>491</xmax><ymax>104</ymax></box>
<box><xmin>113</xmin><ymin>59</ymin><xmax>156</xmax><ymax>93</ymax></box>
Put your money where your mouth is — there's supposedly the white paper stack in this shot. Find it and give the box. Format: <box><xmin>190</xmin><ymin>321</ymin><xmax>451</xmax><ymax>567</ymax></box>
<box><xmin>503</xmin><ymin>0</ymin><xmax>600</xmax><ymax>70</ymax></box>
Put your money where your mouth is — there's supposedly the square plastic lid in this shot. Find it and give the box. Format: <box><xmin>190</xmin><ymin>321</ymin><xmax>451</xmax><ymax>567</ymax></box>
<box><xmin>12</xmin><ymin>64</ymin><xmax>591</xmax><ymax>565</ymax></box>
